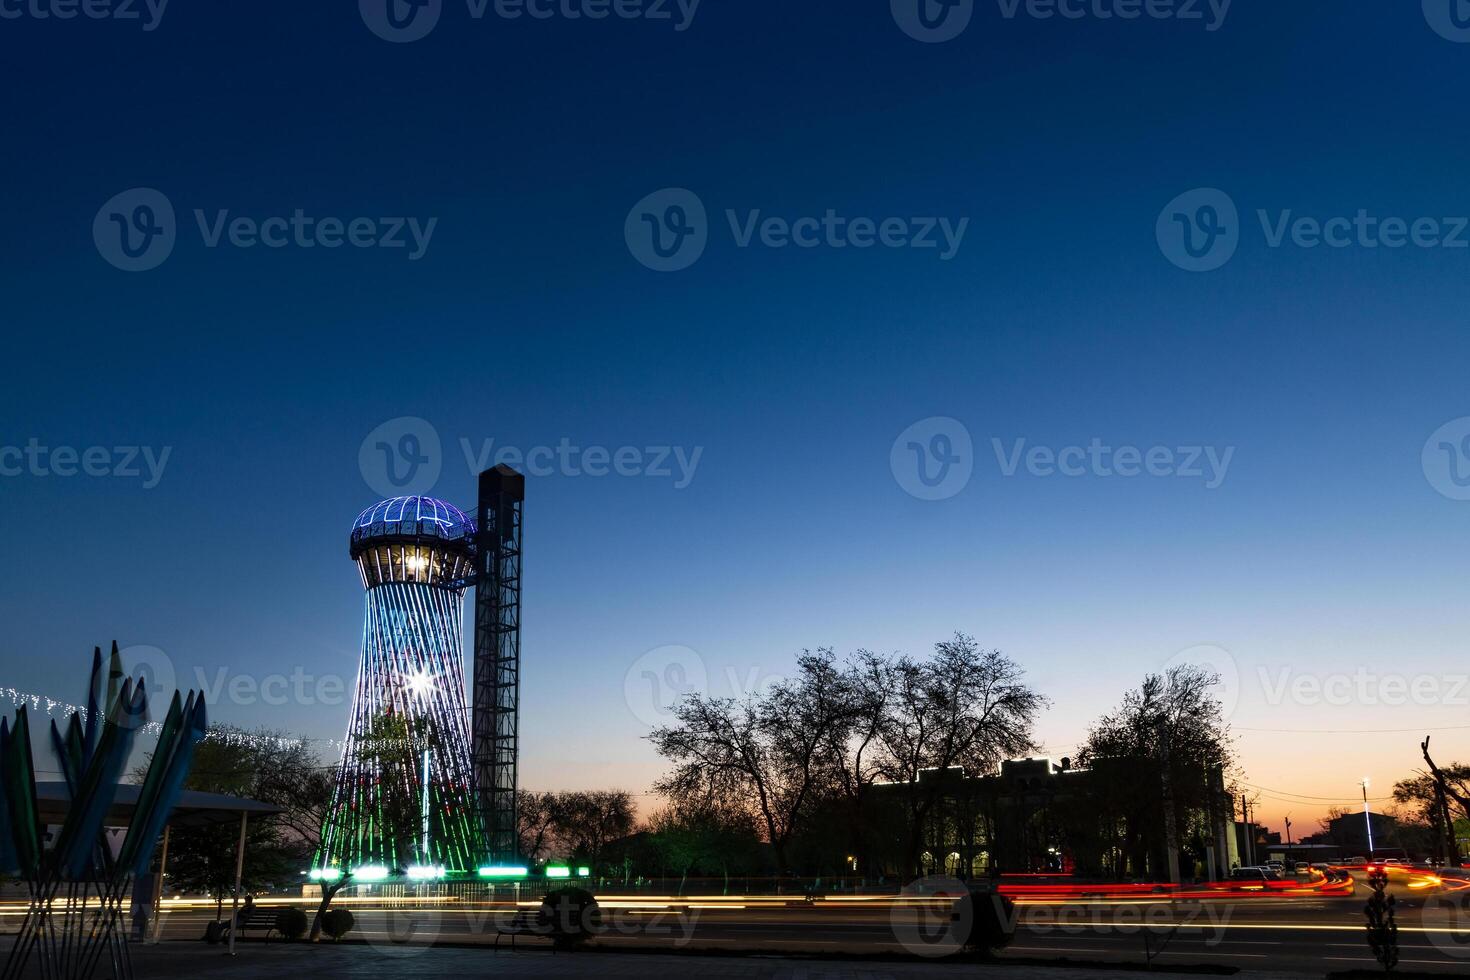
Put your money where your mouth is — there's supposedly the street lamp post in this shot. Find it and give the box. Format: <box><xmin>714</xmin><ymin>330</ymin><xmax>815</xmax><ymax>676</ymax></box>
<box><xmin>1361</xmin><ymin>779</ymin><xmax>1375</xmax><ymax>858</ymax></box>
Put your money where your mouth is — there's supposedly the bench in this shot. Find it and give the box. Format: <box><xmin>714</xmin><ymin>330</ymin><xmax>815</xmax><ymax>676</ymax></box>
<box><xmin>228</xmin><ymin>907</ymin><xmax>282</xmax><ymax>943</ymax></box>
<box><xmin>493</xmin><ymin>910</ymin><xmax>550</xmax><ymax>951</ymax></box>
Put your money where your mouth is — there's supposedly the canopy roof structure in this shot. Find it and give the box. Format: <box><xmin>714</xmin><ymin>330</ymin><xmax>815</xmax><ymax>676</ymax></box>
<box><xmin>33</xmin><ymin>781</ymin><xmax>281</xmax><ymax>829</ymax></box>
<box><xmin>351</xmin><ymin>496</ymin><xmax>473</xmax><ymax>553</ymax></box>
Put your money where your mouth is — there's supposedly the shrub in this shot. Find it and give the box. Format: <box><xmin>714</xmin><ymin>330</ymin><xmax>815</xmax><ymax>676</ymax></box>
<box><xmin>540</xmin><ymin>887</ymin><xmax>600</xmax><ymax>950</ymax></box>
<box><xmin>1364</xmin><ymin>869</ymin><xmax>1399</xmax><ymax>974</ymax></box>
<box><xmin>320</xmin><ymin>907</ymin><xmax>356</xmax><ymax>941</ymax></box>
<box><xmin>275</xmin><ymin>906</ymin><xmax>309</xmax><ymax>941</ymax></box>
<box><xmin>959</xmin><ymin>887</ymin><xmax>1016</xmax><ymax>957</ymax></box>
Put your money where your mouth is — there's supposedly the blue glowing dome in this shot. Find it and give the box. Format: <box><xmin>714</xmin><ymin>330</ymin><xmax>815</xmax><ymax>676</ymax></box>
<box><xmin>350</xmin><ymin>496</ymin><xmax>474</xmax><ymax>554</ymax></box>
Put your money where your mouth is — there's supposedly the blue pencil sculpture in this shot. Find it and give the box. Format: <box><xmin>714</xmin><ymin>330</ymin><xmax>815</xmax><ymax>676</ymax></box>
<box><xmin>1</xmin><ymin>644</ymin><xmax>205</xmax><ymax>980</ymax></box>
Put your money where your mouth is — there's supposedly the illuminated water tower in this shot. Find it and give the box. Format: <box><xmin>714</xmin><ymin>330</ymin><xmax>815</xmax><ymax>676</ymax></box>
<box><xmin>315</xmin><ymin>496</ymin><xmax>488</xmax><ymax>879</ymax></box>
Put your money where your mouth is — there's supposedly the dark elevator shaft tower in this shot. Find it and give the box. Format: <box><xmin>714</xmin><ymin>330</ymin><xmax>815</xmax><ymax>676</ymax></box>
<box><xmin>473</xmin><ymin>464</ymin><xmax>524</xmax><ymax>863</ymax></box>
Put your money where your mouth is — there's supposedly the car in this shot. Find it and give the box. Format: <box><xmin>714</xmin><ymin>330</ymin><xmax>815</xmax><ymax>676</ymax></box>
<box><xmin>1230</xmin><ymin>867</ymin><xmax>1271</xmax><ymax>883</ymax></box>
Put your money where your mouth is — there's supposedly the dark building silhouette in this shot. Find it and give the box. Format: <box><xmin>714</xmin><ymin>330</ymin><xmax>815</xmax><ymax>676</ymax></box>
<box><xmin>871</xmin><ymin>757</ymin><xmax>1235</xmax><ymax>882</ymax></box>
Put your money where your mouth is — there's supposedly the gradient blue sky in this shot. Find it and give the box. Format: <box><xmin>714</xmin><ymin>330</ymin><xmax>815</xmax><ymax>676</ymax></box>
<box><xmin>3</xmin><ymin>1</ymin><xmax>1470</xmax><ymax>831</ymax></box>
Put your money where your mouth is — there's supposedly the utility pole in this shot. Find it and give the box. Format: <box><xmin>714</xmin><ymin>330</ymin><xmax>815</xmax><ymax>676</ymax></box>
<box><xmin>1211</xmin><ymin>766</ymin><xmax>1231</xmax><ymax>880</ymax></box>
<box><xmin>1240</xmin><ymin>794</ymin><xmax>1254</xmax><ymax>866</ymax></box>
<box><xmin>1285</xmin><ymin>815</ymin><xmax>1293</xmax><ymax>849</ymax></box>
<box><xmin>1160</xmin><ymin>721</ymin><xmax>1181</xmax><ymax>884</ymax></box>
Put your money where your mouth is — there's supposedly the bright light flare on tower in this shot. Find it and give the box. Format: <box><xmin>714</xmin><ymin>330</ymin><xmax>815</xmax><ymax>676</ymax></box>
<box><xmin>406</xmin><ymin>669</ymin><xmax>436</xmax><ymax>699</ymax></box>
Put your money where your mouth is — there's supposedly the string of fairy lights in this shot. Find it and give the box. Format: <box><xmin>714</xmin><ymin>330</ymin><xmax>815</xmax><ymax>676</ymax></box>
<box><xmin>0</xmin><ymin>684</ymin><xmax>350</xmax><ymax>754</ymax></box>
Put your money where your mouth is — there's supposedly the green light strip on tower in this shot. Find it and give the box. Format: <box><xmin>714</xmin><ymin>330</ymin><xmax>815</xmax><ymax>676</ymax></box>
<box><xmin>479</xmin><ymin>865</ymin><xmax>529</xmax><ymax>878</ymax></box>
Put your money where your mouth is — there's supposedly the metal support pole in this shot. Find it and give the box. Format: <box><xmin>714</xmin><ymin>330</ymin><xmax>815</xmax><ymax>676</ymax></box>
<box><xmin>149</xmin><ymin>826</ymin><xmax>171</xmax><ymax>944</ymax></box>
<box><xmin>227</xmin><ymin>813</ymin><xmax>247</xmax><ymax>956</ymax></box>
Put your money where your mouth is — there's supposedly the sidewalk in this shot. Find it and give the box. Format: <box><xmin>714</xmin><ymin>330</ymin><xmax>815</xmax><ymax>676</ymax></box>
<box><xmin>109</xmin><ymin>942</ymin><xmax>1320</xmax><ymax>980</ymax></box>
